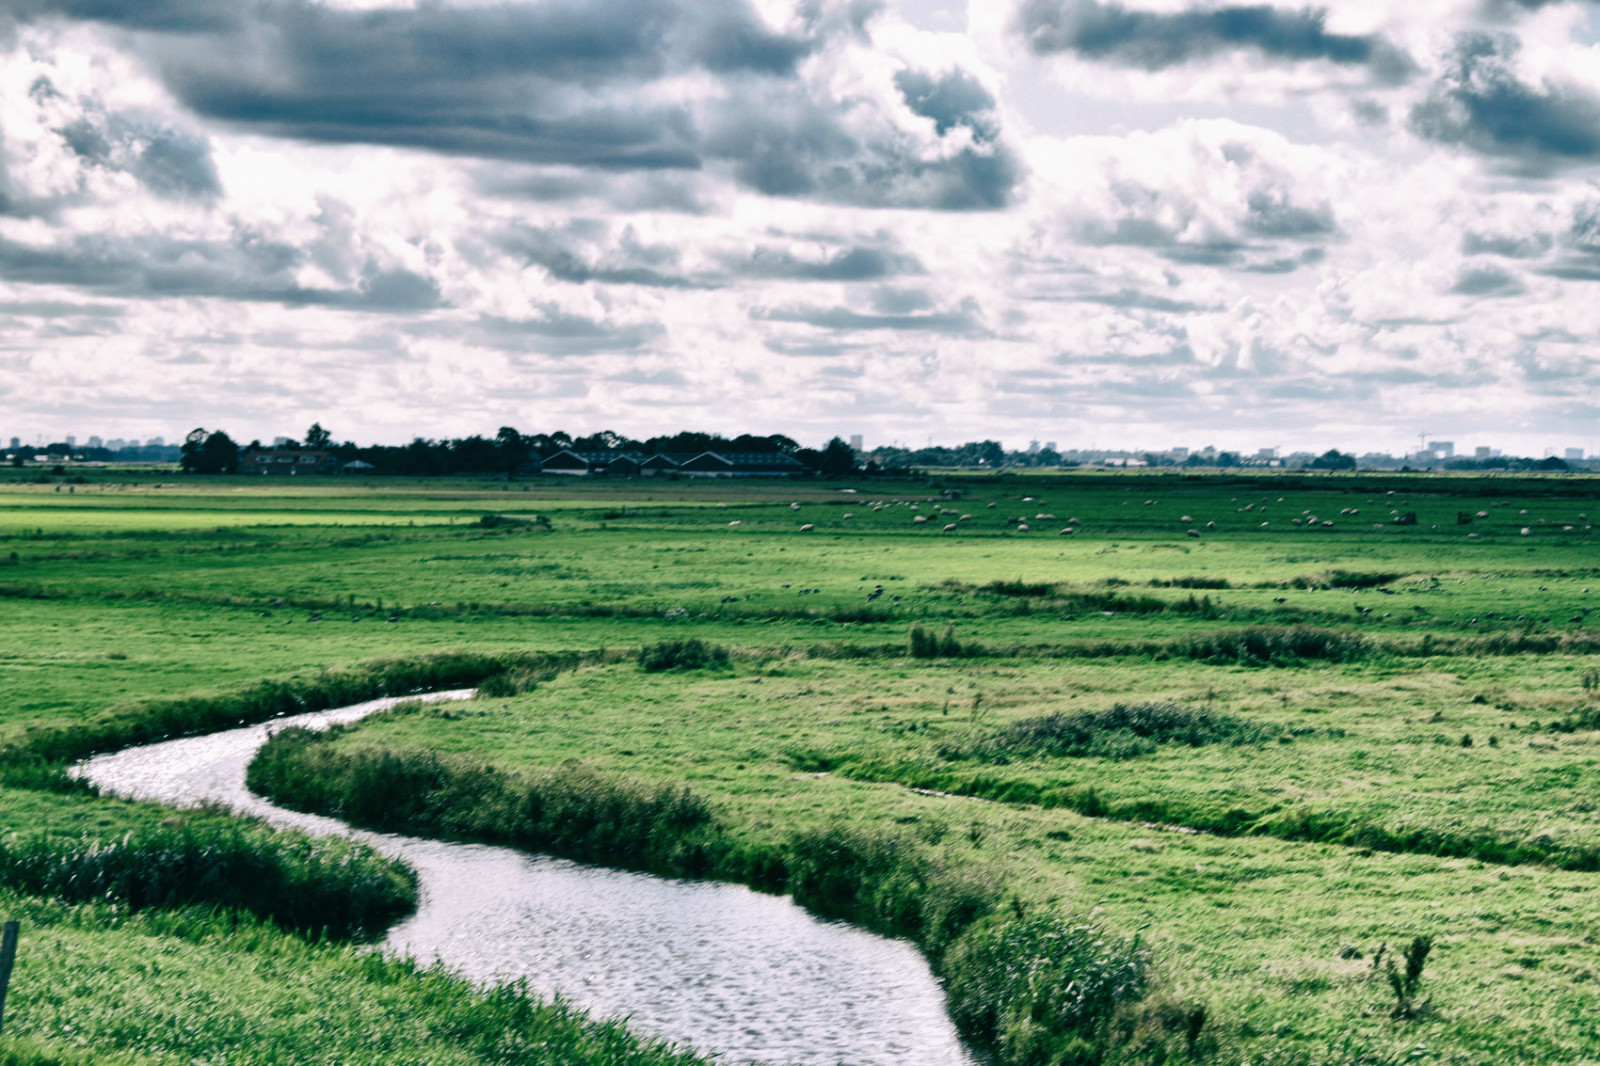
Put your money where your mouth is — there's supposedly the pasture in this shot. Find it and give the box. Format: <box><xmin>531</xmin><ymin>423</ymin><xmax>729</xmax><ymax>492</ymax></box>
<box><xmin>0</xmin><ymin>467</ymin><xmax>1597</xmax><ymax>1064</ymax></box>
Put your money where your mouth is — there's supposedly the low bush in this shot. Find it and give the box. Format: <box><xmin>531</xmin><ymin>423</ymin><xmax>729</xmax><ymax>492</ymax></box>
<box><xmin>638</xmin><ymin>639</ymin><xmax>731</xmax><ymax>672</ymax></box>
<box><xmin>1149</xmin><ymin>576</ymin><xmax>1232</xmax><ymax>590</ymax></box>
<box><xmin>969</xmin><ymin>702</ymin><xmax>1280</xmax><ymax>762</ymax></box>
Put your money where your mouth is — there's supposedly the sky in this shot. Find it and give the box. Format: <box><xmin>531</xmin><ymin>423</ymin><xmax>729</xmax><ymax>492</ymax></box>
<box><xmin>3</xmin><ymin>0</ymin><xmax>1600</xmax><ymax>455</ymax></box>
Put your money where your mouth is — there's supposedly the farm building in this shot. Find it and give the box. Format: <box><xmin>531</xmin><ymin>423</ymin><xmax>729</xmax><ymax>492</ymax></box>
<box><xmin>240</xmin><ymin>449</ymin><xmax>341</xmax><ymax>475</ymax></box>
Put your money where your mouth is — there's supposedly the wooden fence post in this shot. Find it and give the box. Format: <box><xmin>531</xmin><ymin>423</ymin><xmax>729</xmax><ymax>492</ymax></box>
<box><xmin>0</xmin><ymin>920</ymin><xmax>18</xmax><ymax>1035</ymax></box>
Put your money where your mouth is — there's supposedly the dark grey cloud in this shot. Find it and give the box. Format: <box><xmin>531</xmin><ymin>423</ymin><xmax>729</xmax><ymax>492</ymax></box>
<box><xmin>0</xmin><ymin>231</ymin><xmax>440</xmax><ymax>310</ymax></box>
<box><xmin>1244</xmin><ymin>190</ymin><xmax>1334</xmax><ymax>238</ymax></box>
<box><xmin>1411</xmin><ymin>33</ymin><xmax>1600</xmax><ymax>171</ymax></box>
<box><xmin>1015</xmin><ymin>0</ymin><xmax>1415</xmax><ymax>82</ymax></box>
<box><xmin>6</xmin><ymin>0</ymin><xmax>243</xmax><ymax>33</ymax></box>
<box><xmin>496</xmin><ymin>224</ymin><xmax>706</xmax><ymax>289</ymax></box>
<box><xmin>1462</xmin><ymin>231</ymin><xmax>1553</xmax><ymax>258</ymax></box>
<box><xmin>471</xmin><ymin>312</ymin><xmax>663</xmax><ymax>356</ymax></box>
<box><xmin>1450</xmin><ymin>263</ymin><xmax>1526</xmax><ymax>295</ymax></box>
<box><xmin>704</xmin><ymin>91</ymin><xmax>1020</xmax><ymax>209</ymax></box>
<box><xmin>894</xmin><ymin>68</ymin><xmax>998</xmax><ymax>140</ymax></box>
<box><xmin>56</xmin><ymin>109</ymin><xmax>221</xmax><ymax>201</ymax></box>
<box><xmin>21</xmin><ymin>0</ymin><xmax>1017</xmax><ymax>211</ymax></box>
<box><xmin>729</xmin><ymin>245</ymin><xmax>923</xmax><ymax>281</ymax></box>
<box><xmin>1538</xmin><ymin>201</ymin><xmax>1600</xmax><ymax>279</ymax></box>
<box><xmin>1076</xmin><ymin>216</ymin><xmax>1247</xmax><ymax>265</ymax></box>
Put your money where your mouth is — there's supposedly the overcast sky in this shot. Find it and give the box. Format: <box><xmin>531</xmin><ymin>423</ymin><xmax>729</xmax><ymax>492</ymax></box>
<box><xmin>3</xmin><ymin>0</ymin><xmax>1600</xmax><ymax>454</ymax></box>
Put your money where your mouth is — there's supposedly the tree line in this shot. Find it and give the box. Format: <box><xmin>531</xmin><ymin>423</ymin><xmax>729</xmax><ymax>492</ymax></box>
<box><xmin>179</xmin><ymin>426</ymin><xmax>861</xmax><ymax>477</ymax></box>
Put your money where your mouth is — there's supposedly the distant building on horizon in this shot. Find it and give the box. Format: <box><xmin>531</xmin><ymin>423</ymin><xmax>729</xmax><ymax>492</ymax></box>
<box><xmin>1475</xmin><ymin>446</ymin><xmax>1491</xmax><ymax>460</ymax></box>
<box><xmin>1566</xmin><ymin>448</ymin><xmax>1585</xmax><ymax>461</ymax></box>
<box><xmin>848</xmin><ymin>434</ymin><xmax>863</xmax><ymax>451</ymax></box>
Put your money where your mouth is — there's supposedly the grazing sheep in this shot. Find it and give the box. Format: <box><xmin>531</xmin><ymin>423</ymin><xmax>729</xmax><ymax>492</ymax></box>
<box><xmin>943</xmin><ymin>523</ymin><xmax>957</xmax><ymax>532</ymax></box>
<box><xmin>729</xmin><ymin>520</ymin><xmax>741</xmax><ymax>526</ymax></box>
<box><xmin>1186</xmin><ymin>529</ymin><xmax>1201</xmax><ymax>538</ymax></box>
<box><xmin>914</xmin><ymin>515</ymin><xmax>928</xmax><ymax>524</ymax></box>
<box><xmin>1017</xmin><ymin>523</ymin><xmax>1030</xmax><ymax>532</ymax></box>
<box><xmin>843</xmin><ymin>513</ymin><xmax>855</xmax><ymax>519</ymax></box>
<box><xmin>1205</xmin><ymin>521</ymin><xmax>1216</xmax><ymax>530</ymax></box>
<box><xmin>800</xmin><ymin>523</ymin><xmax>814</xmax><ymax>531</ymax></box>
<box><xmin>1059</xmin><ymin>527</ymin><xmax>1075</xmax><ymax>536</ymax></box>
<box><xmin>791</xmin><ymin>502</ymin><xmax>801</xmax><ymax>510</ymax></box>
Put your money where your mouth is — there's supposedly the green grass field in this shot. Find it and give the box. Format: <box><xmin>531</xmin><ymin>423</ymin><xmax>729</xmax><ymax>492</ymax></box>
<box><xmin>1</xmin><ymin>468</ymin><xmax>1597</xmax><ymax>1064</ymax></box>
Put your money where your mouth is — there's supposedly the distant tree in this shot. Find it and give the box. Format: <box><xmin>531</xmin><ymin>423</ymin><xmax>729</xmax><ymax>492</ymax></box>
<box><xmin>571</xmin><ymin>429</ymin><xmax>638</xmax><ymax>452</ymax></box>
<box><xmin>978</xmin><ymin>440</ymin><xmax>1004</xmax><ymax>467</ymax></box>
<box><xmin>497</xmin><ymin>426</ymin><xmax>529</xmax><ymax>478</ymax></box>
<box><xmin>1538</xmin><ymin>455</ymin><xmax>1570</xmax><ymax>471</ymax></box>
<box><xmin>180</xmin><ymin>428</ymin><xmax>239</xmax><ymax>474</ymax></box>
<box><xmin>304</xmin><ymin>423</ymin><xmax>332</xmax><ymax>449</ymax></box>
<box><xmin>1310</xmin><ymin>449</ymin><xmax>1357</xmax><ymax>471</ymax></box>
<box><xmin>818</xmin><ymin>437</ymin><xmax>857</xmax><ymax>477</ymax></box>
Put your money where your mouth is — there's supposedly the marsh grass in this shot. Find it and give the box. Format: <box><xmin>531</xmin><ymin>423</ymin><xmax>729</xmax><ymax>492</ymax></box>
<box><xmin>966</xmin><ymin>702</ymin><xmax>1280</xmax><ymax>761</ymax></box>
<box><xmin>249</xmin><ymin>729</ymin><xmax>722</xmax><ymax>876</ymax></box>
<box><xmin>0</xmin><ymin>823</ymin><xmax>413</xmax><ymax>939</ymax></box>
<box><xmin>943</xmin><ymin>915</ymin><xmax>1151</xmax><ymax>1066</ymax></box>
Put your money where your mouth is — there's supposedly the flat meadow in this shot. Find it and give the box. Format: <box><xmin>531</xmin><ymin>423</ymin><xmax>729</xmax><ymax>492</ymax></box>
<box><xmin>1</xmin><ymin>467</ymin><xmax>1598</xmax><ymax>1065</ymax></box>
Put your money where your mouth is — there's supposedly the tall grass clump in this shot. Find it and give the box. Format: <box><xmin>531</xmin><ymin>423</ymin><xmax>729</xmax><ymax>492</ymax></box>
<box><xmin>909</xmin><ymin>623</ymin><xmax>963</xmax><ymax>659</ymax></box>
<box><xmin>638</xmin><ymin>639</ymin><xmax>730</xmax><ymax>672</ymax></box>
<box><xmin>943</xmin><ymin>915</ymin><xmax>1154</xmax><ymax>1066</ymax></box>
<box><xmin>1172</xmin><ymin>626</ymin><xmax>1373</xmax><ymax>666</ymax></box>
<box><xmin>0</xmin><ymin>824</ymin><xmax>414</xmax><ymax>939</ymax></box>
<box><xmin>249</xmin><ymin>728</ymin><xmax>721</xmax><ymax>875</ymax></box>
<box><xmin>784</xmin><ymin>825</ymin><xmax>997</xmax><ymax>954</ymax></box>
<box><xmin>968</xmin><ymin>702</ymin><xmax>1280</xmax><ymax>762</ymax></box>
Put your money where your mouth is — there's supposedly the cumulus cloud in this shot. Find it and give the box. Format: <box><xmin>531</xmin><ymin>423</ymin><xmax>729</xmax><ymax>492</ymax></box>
<box><xmin>2</xmin><ymin>0</ymin><xmax>1599</xmax><ymax>451</ymax></box>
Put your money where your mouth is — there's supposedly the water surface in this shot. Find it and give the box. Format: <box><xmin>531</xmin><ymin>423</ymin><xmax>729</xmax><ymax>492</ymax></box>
<box><xmin>76</xmin><ymin>694</ymin><xmax>977</xmax><ymax>1066</ymax></box>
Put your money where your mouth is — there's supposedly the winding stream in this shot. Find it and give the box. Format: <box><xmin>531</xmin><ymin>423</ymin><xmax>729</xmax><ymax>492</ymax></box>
<box><xmin>74</xmin><ymin>693</ymin><xmax>978</xmax><ymax>1066</ymax></box>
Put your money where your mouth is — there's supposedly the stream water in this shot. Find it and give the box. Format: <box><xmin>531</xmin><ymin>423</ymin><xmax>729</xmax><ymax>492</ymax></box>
<box><xmin>74</xmin><ymin>693</ymin><xmax>978</xmax><ymax>1066</ymax></box>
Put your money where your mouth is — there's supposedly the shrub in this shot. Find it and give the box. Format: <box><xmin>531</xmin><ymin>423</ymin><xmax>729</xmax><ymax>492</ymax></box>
<box><xmin>1173</xmin><ymin>626</ymin><xmax>1374</xmax><ymax>666</ymax></box>
<box><xmin>637</xmin><ymin>640</ymin><xmax>730</xmax><ymax>672</ymax></box>
<box><xmin>943</xmin><ymin>915</ymin><xmax>1149</xmax><ymax>1065</ymax></box>
<box><xmin>972</xmin><ymin>702</ymin><xmax>1280</xmax><ymax>761</ymax></box>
